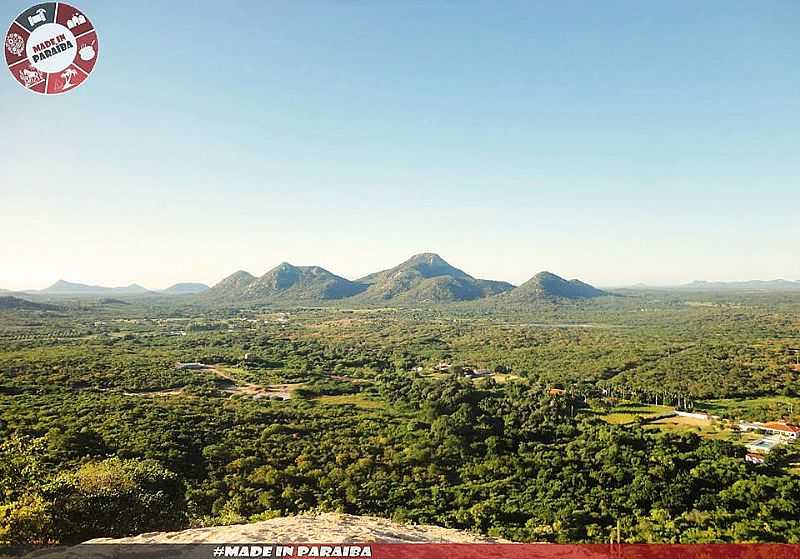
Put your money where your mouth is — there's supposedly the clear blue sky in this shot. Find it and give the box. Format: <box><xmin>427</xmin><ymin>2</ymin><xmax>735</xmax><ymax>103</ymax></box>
<box><xmin>2</xmin><ymin>1</ymin><xmax>798</xmax><ymax>290</ymax></box>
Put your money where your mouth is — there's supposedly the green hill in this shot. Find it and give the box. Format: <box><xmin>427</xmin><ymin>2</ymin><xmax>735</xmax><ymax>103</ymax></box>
<box><xmin>161</xmin><ymin>282</ymin><xmax>210</xmax><ymax>295</ymax></box>
<box><xmin>503</xmin><ymin>271</ymin><xmax>607</xmax><ymax>300</ymax></box>
<box><xmin>205</xmin><ymin>264</ymin><xmax>365</xmax><ymax>302</ymax></box>
<box><xmin>353</xmin><ymin>253</ymin><xmax>513</xmax><ymax>303</ymax></box>
<box><xmin>0</xmin><ymin>296</ymin><xmax>58</xmax><ymax>311</ymax></box>
<box><xmin>241</xmin><ymin>263</ymin><xmax>366</xmax><ymax>301</ymax></box>
<box><xmin>205</xmin><ymin>270</ymin><xmax>257</xmax><ymax>298</ymax></box>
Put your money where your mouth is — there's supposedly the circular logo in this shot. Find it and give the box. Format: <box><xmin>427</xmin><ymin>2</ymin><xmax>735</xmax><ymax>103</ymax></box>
<box><xmin>4</xmin><ymin>2</ymin><xmax>99</xmax><ymax>95</ymax></box>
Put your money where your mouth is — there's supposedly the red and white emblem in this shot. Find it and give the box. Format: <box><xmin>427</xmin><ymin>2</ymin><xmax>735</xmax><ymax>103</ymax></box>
<box><xmin>5</xmin><ymin>2</ymin><xmax>98</xmax><ymax>95</ymax></box>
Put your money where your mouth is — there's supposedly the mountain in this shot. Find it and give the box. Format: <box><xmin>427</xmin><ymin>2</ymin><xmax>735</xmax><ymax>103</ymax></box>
<box><xmin>242</xmin><ymin>263</ymin><xmax>366</xmax><ymax>300</ymax></box>
<box><xmin>40</xmin><ymin>280</ymin><xmax>105</xmax><ymax>294</ymax></box>
<box><xmin>353</xmin><ymin>253</ymin><xmax>514</xmax><ymax>303</ymax></box>
<box><xmin>113</xmin><ymin>284</ymin><xmax>151</xmax><ymax>294</ymax></box>
<box><xmin>39</xmin><ymin>280</ymin><xmax>152</xmax><ymax>295</ymax></box>
<box><xmin>205</xmin><ymin>264</ymin><xmax>365</xmax><ymax>301</ymax></box>
<box><xmin>209</xmin><ymin>270</ymin><xmax>257</xmax><ymax>294</ymax></box>
<box><xmin>161</xmin><ymin>282</ymin><xmax>210</xmax><ymax>295</ymax></box>
<box><xmin>0</xmin><ymin>296</ymin><xmax>58</xmax><ymax>310</ymax></box>
<box><xmin>682</xmin><ymin>279</ymin><xmax>800</xmax><ymax>291</ymax></box>
<box><xmin>503</xmin><ymin>271</ymin><xmax>607</xmax><ymax>300</ymax></box>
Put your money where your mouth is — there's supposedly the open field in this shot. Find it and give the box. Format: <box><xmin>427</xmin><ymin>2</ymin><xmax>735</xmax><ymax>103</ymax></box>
<box><xmin>644</xmin><ymin>415</ymin><xmax>719</xmax><ymax>436</ymax></box>
<box><xmin>490</xmin><ymin>373</ymin><xmax>523</xmax><ymax>384</ymax></box>
<box><xmin>694</xmin><ymin>396</ymin><xmax>800</xmax><ymax>423</ymax></box>
<box><xmin>644</xmin><ymin>415</ymin><xmax>769</xmax><ymax>445</ymax></box>
<box><xmin>313</xmin><ymin>394</ymin><xmax>386</xmax><ymax>409</ymax></box>
<box><xmin>588</xmin><ymin>404</ymin><xmax>674</xmax><ymax>425</ymax></box>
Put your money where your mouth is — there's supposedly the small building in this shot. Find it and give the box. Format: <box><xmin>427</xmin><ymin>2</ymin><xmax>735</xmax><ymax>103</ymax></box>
<box><xmin>761</xmin><ymin>422</ymin><xmax>800</xmax><ymax>440</ymax></box>
<box><xmin>433</xmin><ymin>362</ymin><xmax>451</xmax><ymax>372</ymax></box>
<box><xmin>548</xmin><ymin>388</ymin><xmax>567</xmax><ymax>397</ymax></box>
<box><xmin>745</xmin><ymin>453</ymin><xmax>765</xmax><ymax>464</ymax></box>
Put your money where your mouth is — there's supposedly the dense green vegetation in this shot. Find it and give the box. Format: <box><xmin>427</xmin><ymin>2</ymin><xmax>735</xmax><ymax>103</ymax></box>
<box><xmin>1</xmin><ymin>290</ymin><xmax>799</xmax><ymax>543</ymax></box>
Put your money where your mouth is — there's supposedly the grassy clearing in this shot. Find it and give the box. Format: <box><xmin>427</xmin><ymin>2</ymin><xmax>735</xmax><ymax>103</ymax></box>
<box><xmin>694</xmin><ymin>396</ymin><xmax>800</xmax><ymax>422</ymax></box>
<box><xmin>599</xmin><ymin>413</ymin><xmax>642</xmax><ymax>425</ymax></box>
<box><xmin>589</xmin><ymin>404</ymin><xmax>674</xmax><ymax>425</ymax></box>
<box><xmin>313</xmin><ymin>394</ymin><xmax>385</xmax><ymax>410</ymax></box>
<box><xmin>490</xmin><ymin>373</ymin><xmax>522</xmax><ymax>384</ymax></box>
<box><xmin>645</xmin><ymin>415</ymin><xmax>715</xmax><ymax>434</ymax></box>
<box><xmin>643</xmin><ymin>415</ymin><xmax>765</xmax><ymax>444</ymax></box>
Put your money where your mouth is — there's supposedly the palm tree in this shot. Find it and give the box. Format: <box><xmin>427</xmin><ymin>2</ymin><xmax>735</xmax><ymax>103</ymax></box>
<box><xmin>61</xmin><ymin>68</ymin><xmax>78</xmax><ymax>89</ymax></box>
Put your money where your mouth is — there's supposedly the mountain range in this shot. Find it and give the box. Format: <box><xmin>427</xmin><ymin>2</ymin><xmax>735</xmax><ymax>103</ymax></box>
<box><xmin>203</xmin><ymin>253</ymin><xmax>606</xmax><ymax>304</ymax></box>
<box><xmin>19</xmin><ymin>280</ymin><xmax>211</xmax><ymax>296</ymax></box>
<box><xmin>39</xmin><ymin>280</ymin><xmax>153</xmax><ymax>295</ymax></box>
<box><xmin>8</xmin><ymin>257</ymin><xmax>800</xmax><ymax>306</ymax></box>
<box><xmin>681</xmin><ymin>279</ymin><xmax>800</xmax><ymax>291</ymax></box>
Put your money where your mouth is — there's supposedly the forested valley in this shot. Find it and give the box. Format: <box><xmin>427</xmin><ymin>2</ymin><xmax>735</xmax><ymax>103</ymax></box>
<box><xmin>1</xmin><ymin>291</ymin><xmax>799</xmax><ymax>544</ymax></box>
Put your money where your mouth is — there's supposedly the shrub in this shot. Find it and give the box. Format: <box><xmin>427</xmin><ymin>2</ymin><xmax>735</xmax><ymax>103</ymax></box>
<box><xmin>42</xmin><ymin>458</ymin><xmax>187</xmax><ymax>543</ymax></box>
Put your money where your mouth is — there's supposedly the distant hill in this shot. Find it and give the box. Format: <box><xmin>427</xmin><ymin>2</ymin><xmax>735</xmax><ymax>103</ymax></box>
<box><xmin>161</xmin><ymin>282</ymin><xmax>210</xmax><ymax>295</ymax></box>
<box><xmin>502</xmin><ymin>271</ymin><xmax>607</xmax><ymax>301</ymax></box>
<box><xmin>243</xmin><ymin>263</ymin><xmax>366</xmax><ymax>300</ymax></box>
<box><xmin>39</xmin><ymin>280</ymin><xmax>153</xmax><ymax>296</ymax></box>
<box><xmin>209</xmin><ymin>270</ymin><xmax>257</xmax><ymax>295</ymax></box>
<box><xmin>682</xmin><ymin>279</ymin><xmax>800</xmax><ymax>291</ymax></box>
<box><xmin>156</xmin><ymin>255</ymin><xmax>611</xmax><ymax>305</ymax></box>
<box><xmin>206</xmin><ymin>264</ymin><xmax>365</xmax><ymax>301</ymax></box>
<box><xmin>353</xmin><ymin>253</ymin><xmax>514</xmax><ymax>303</ymax></box>
<box><xmin>0</xmin><ymin>296</ymin><xmax>58</xmax><ymax>310</ymax></box>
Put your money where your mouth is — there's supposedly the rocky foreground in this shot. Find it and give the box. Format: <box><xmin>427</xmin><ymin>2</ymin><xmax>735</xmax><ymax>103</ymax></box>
<box><xmin>86</xmin><ymin>512</ymin><xmax>509</xmax><ymax>543</ymax></box>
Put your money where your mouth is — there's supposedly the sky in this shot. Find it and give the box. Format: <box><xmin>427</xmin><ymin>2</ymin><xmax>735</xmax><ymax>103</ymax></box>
<box><xmin>2</xmin><ymin>0</ymin><xmax>799</xmax><ymax>290</ymax></box>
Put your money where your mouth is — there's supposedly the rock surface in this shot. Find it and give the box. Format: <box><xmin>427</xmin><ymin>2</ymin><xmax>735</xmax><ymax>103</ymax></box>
<box><xmin>85</xmin><ymin>512</ymin><xmax>509</xmax><ymax>543</ymax></box>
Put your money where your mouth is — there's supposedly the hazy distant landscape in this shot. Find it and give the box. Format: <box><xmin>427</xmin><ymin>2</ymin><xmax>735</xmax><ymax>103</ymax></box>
<box><xmin>6</xmin><ymin>252</ymin><xmax>800</xmax><ymax>305</ymax></box>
